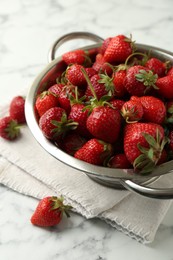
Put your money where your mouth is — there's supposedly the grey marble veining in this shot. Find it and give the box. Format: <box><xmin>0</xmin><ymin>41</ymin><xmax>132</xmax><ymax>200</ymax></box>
<box><xmin>0</xmin><ymin>0</ymin><xmax>173</xmax><ymax>259</ymax></box>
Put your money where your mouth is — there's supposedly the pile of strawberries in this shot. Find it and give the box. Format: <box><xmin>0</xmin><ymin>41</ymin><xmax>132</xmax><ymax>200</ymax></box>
<box><xmin>2</xmin><ymin>34</ymin><xmax>173</xmax><ymax>175</ymax></box>
<box><xmin>34</xmin><ymin>34</ymin><xmax>173</xmax><ymax>174</ymax></box>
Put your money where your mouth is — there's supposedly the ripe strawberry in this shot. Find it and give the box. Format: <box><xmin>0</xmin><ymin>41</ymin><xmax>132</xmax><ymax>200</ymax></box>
<box><xmin>99</xmin><ymin>37</ymin><xmax>112</xmax><ymax>54</ymax></box>
<box><xmin>124</xmin><ymin>65</ymin><xmax>158</xmax><ymax>96</ymax></box>
<box><xmin>48</xmin><ymin>83</ymin><xmax>65</xmax><ymax>96</ymax></box>
<box><xmin>156</xmin><ymin>75</ymin><xmax>173</xmax><ymax>99</ymax></box>
<box><xmin>68</xmin><ymin>103</ymin><xmax>91</xmax><ymax>137</ymax></box>
<box><xmin>31</xmin><ymin>196</ymin><xmax>72</xmax><ymax>227</ymax></box>
<box><xmin>9</xmin><ymin>96</ymin><xmax>26</xmax><ymax>123</ymax></box>
<box><xmin>145</xmin><ymin>57</ymin><xmax>166</xmax><ymax>77</ymax></box>
<box><xmin>35</xmin><ymin>91</ymin><xmax>59</xmax><ymax>117</ymax></box>
<box><xmin>62</xmin><ymin>49</ymin><xmax>90</xmax><ymax>66</ymax></box>
<box><xmin>65</xmin><ymin>64</ymin><xmax>87</xmax><ymax>88</ymax></box>
<box><xmin>112</xmin><ymin>70</ymin><xmax>127</xmax><ymax>98</ymax></box>
<box><xmin>104</xmin><ymin>35</ymin><xmax>133</xmax><ymax>64</ymax></box>
<box><xmin>167</xmin><ymin>67</ymin><xmax>173</xmax><ymax>76</ymax></box>
<box><xmin>59</xmin><ymin>133</ymin><xmax>87</xmax><ymax>156</ymax></box>
<box><xmin>108</xmin><ymin>153</ymin><xmax>131</xmax><ymax>169</ymax></box>
<box><xmin>139</xmin><ymin>96</ymin><xmax>166</xmax><ymax>124</ymax></box>
<box><xmin>109</xmin><ymin>99</ymin><xmax>125</xmax><ymax>111</ymax></box>
<box><xmin>0</xmin><ymin>116</ymin><xmax>21</xmax><ymax>140</ymax></box>
<box><xmin>58</xmin><ymin>85</ymin><xmax>83</xmax><ymax>114</ymax></box>
<box><xmin>121</xmin><ymin>100</ymin><xmax>143</xmax><ymax>123</ymax></box>
<box><xmin>74</xmin><ymin>138</ymin><xmax>113</xmax><ymax>165</ymax></box>
<box><xmin>85</xmin><ymin>74</ymin><xmax>114</xmax><ymax>100</ymax></box>
<box><xmin>92</xmin><ymin>53</ymin><xmax>113</xmax><ymax>75</ymax></box>
<box><xmin>124</xmin><ymin>122</ymin><xmax>167</xmax><ymax>173</ymax></box>
<box><xmin>86</xmin><ymin>106</ymin><xmax>121</xmax><ymax>143</ymax></box>
<box><xmin>39</xmin><ymin>107</ymin><xmax>78</xmax><ymax>141</ymax></box>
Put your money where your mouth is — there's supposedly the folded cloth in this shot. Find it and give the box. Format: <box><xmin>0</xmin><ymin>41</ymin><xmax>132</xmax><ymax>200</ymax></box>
<box><xmin>0</xmin><ymin>102</ymin><xmax>172</xmax><ymax>244</ymax></box>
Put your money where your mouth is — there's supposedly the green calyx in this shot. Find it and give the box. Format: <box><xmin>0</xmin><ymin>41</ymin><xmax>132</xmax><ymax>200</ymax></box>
<box><xmin>50</xmin><ymin>196</ymin><xmax>72</xmax><ymax>218</ymax></box>
<box><xmin>133</xmin><ymin>128</ymin><xmax>169</xmax><ymax>174</ymax></box>
<box><xmin>98</xmin><ymin>73</ymin><xmax>115</xmax><ymax>96</ymax></box>
<box><xmin>5</xmin><ymin>119</ymin><xmax>21</xmax><ymax>139</ymax></box>
<box><xmin>51</xmin><ymin>112</ymin><xmax>78</xmax><ymax>139</ymax></box>
<box><xmin>135</xmin><ymin>69</ymin><xmax>158</xmax><ymax>91</ymax></box>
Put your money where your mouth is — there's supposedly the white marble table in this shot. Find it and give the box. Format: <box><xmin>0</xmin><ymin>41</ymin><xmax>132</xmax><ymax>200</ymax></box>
<box><xmin>0</xmin><ymin>0</ymin><xmax>173</xmax><ymax>259</ymax></box>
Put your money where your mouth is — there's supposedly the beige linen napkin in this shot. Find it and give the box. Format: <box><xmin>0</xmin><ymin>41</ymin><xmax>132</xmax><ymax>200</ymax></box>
<box><xmin>0</xmin><ymin>103</ymin><xmax>172</xmax><ymax>244</ymax></box>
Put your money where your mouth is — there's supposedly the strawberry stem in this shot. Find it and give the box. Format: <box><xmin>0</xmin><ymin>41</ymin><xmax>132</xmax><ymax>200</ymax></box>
<box><xmin>80</xmin><ymin>67</ymin><xmax>98</xmax><ymax>101</ymax></box>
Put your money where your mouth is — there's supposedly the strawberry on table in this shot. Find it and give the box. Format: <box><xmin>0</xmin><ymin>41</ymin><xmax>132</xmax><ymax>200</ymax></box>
<box><xmin>0</xmin><ymin>116</ymin><xmax>21</xmax><ymax>140</ymax></box>
<box><xmin>74</xmin><ymin>138</ymin><xmax>113</xmax><ymax>166</ymax></box>
<box><xmin>9</xmin><ymin>95</ymin><xmax>26</xmax><ymax>124</ymax></box>
<box><xmin>31</xmin><ymin>196</ymin><xmax>72</xmax><ymax>227</ymax></box>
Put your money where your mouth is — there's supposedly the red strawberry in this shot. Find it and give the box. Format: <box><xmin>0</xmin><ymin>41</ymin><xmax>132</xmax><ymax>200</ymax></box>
<box><xmin>108</xmin><ymin>153</ymin><xmax>131</xmax><ymax>169</ymax></box>
<box><xmin>139</xmin><ymin>96</ymin><xmax>166</xmax><ymax>124</ymax></box>
<box><xmin>112</xmin><ymin>70</ymin><xmax>127</xmax><ymax>98</ymax></box>
<box><xmin>39</xmin><ymin>107</ymin><xmax>78</xmax><ymax>141</ymax></box>
<box><xmin>124</xmin><ymin>122</ymin><xmax>167</xmax><ymax>173</ymax></box>
<box><xmin>145</xmin><ymin>57</ymin><xmax>166</xmax><ymax>77</ymax></box>
<box><xmin>0</xmin><ymin>116</ymin><xmax>21</xmax><ymax>140</ymax></box>
<box><xmin>62</xmin><ymin>49</ymin><xmax>90</xmax><ymax>66</ymax></box>
<box><xmin>121</xmin><ymin>100</ymin><xmax>144</xmax><ymax>123</ymax></box>
<box><xmin>124</xmin><ymin>65</ymin><xmax>158</xmax><ymax>96</ymax></box>
<box><xmin>58</xmin><ymin>85</ymin><xmax>83</xmax><ymax>114</ymax></box>
<box><xmin>9</xmin><ymin>96</ymin><xmax>26</xmax><ymax>123</ymax></box>
<box><xmin>156</xmin><ymin>75</ymin><xmax>173</xmax><ymax>99</ymax></box>
<box><xmin>48</xmin><ymin>83</ymin><xmax>65</xmax><ymax>96</ymax></box>
<box><xmin>59</xmin><ymin>133</ymin><xmax>87</xmax><ymax>156</ymax></box>
<box><xmin>167</xmin><ymin>67</ymin><xmax>173</xmax><ymax>76</ymax></box>
<box><xmin>104</xmin><ymin>35</ymin><xmax>133</xmax><ymax>64</ymax></box>
<box><xmin>74</xmin><ymin>138</ymin><xmax>113</xmax><ymax>165</ymax></box>
<box><xmin>31</xmin><ymin>196</ymin><xmax>72</xmax><ymax>227</ymax></box>
<box><xmin>35</xmin><ymin>91</ymin><xmax>59</xmax><ymax>117</ymax></box>
<box><xmin>99</xmin><ymin>37</ymin><xmax>112</xmax><ymax>54</ymax></box>
<box><xmin>85</xmin><ymin>74</ymin><xmax>114</xmax><ymax>100</ymax></box>
<box><xmin>109</xmin><ymin>99</ymin><xmax>125</xmax><ymax>111</ymax></box>
<box><xmin>65</xmin><ymin>64</ymin><xmax>87</xmax><ymax>88</ymax></box>
<box><xmin>86</xmin><ymin>106</ymin><xmax>121</xmax><ymax>143</ymax></box>
<box><xmin>68</xmin><ymin>103</ymin><xmax>91</xmax><ymax>137</ymax></box>
<box><xmin>92</xmin><ymin>53</ymin><xmax>113</xmax><ymax>75</ymax></box>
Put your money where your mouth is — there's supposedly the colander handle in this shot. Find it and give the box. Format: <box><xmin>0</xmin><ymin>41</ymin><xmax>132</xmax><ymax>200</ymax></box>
<box><xmin>48</xmin><ymin>31</ymin><xmax>104</xmax><ymax>63</ymax></box>
<box><xmin>120</xmin><ymin>179</ymin><xmax>173</xmax><ymax>199</ymax></box>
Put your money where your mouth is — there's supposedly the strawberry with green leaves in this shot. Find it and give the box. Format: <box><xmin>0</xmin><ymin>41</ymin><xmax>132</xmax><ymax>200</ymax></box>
<box><xmin>74</xmin><ymin>138</ymin><xmax>113</xmax><ymax>166</ymax></box>
<box><xmin>0</xmin><ymin>116</ymin><xmax>21</xmax><ymax>140</ymax></box>
<box><xmin>31</xmin><ymin>196</ymin><xmax>72</xmax><ymax>227</ymax></box>
<box><xmin>145</xmin><ymin>57</ymin><xmax>167</xmax><ymax>77</ymax></box>
<box><xmin>124</xmin><ymin>122</ymin><xmax>168</xmax><ymax>173</ymax></box>
<box><xmin>39</xmin><ymin>107</ymin><xmax>78</xmax><ymax>141</ymax></box>
<box><xmin>124</xmin><ymin>65</ymin><xmax>158</xmax><ymax>96</ymax></box>
<box><xmin>121</xmin><ymin>99</ymin><xmax>144</xmax><ymax>123</ymax></box>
